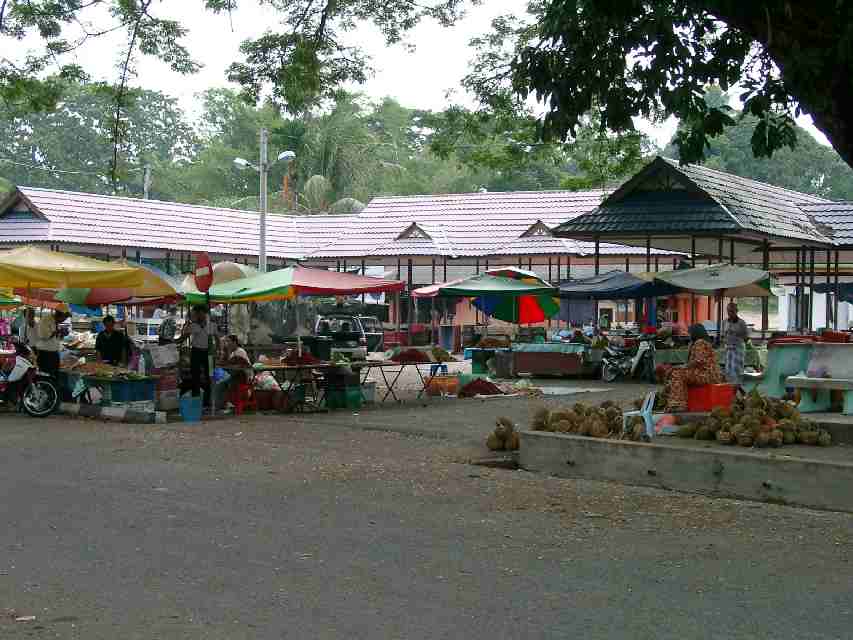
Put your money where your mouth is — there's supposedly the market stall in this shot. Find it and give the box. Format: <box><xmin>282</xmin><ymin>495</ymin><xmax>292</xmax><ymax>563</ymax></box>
<box><xmin>184</xmin><ymin>265</ymin><xmax>407</xmax><ymax>412</ymax></box>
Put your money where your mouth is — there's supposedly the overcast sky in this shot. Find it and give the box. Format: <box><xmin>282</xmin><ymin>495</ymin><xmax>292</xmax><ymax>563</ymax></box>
<box><xmin>56</xmin><ymin>1</ymin><xmax>826</xmax><ymax>148</ymax></box>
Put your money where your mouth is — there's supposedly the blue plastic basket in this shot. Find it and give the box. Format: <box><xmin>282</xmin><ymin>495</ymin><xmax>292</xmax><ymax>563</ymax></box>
<box><xmin>179</xmin><ymin>395</ymin><xmax>203</xmax><ymax>422</ymax></box>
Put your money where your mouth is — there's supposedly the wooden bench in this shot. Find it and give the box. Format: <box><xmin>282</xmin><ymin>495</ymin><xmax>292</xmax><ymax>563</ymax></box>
<box><xmin>785</xmin><ymin>343</ymin><xmax>853</xmax><ymax>415</ymax></box>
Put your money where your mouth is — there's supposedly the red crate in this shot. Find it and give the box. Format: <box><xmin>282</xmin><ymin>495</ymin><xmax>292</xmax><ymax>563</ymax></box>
<box><xmin>687</xmin><ymin>384</ymin><xmax>736</xmax><ymax>413</ymax></box>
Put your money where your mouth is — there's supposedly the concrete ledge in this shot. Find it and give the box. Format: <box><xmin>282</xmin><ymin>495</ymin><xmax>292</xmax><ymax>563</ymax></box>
<box><xmin>519</xmin><ymin>430</ymin><xmax>853</xmax><ymax>513</ymax></box>
<box><xmin>60</xmin><ymin>402</ymin><xmax>161</xmax><ymax>424</ymax></box>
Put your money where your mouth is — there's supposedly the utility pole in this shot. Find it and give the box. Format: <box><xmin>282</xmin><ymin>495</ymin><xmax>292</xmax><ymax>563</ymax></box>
<box><xmin>143</xmin><ymin>164</ymin><xmax>152</xmax><ymax>200</ymax></box>
<box><xmin>259</xmin><ymin>128</ymin><xmax>269</xmax><ymax>273</ymax></box>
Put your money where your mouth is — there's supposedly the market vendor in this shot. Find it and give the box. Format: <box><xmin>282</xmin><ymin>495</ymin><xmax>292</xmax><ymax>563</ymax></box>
<box><xmin>724</xmin><ymin>302</ymin><xmax>749</xmax><ymax>384</ymax></box>
<box><xmin>221</xmin><ymin>334</ymin><xmax>252</xmax><ymax>385</ymax></box>
<box><xmin>95</xmin><ymin>315</ymin><xmax>130</xmax><ymax>365</ymax></box>
<box><xmin>179</xmin><ymin>305</ymin><xmax>218</xmax><ymax>408</ymax></box>
<box><xmin>569</xmin><ymin>329</ymin><xmax>590</xmax><ymax>345</ymax></box>
<box><xmin>35</xmin><ymin>310</ymin><xmax>70</xmax><ymax>377</ymax></box>
<box><xmin>157</xmin><ymin>305</ymin><xmax>178</xmax><ymax>345</ymax></box>
<box><xmin>665</xmin><ymin>324</ymin><xmax>723</xmax><ymax>412</ymax></box>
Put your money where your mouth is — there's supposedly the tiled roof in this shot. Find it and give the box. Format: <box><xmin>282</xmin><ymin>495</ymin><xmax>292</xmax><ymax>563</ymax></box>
<box><xmin>802</xmin><ymin>202</ymin><xmax>853</xmax><ymax>245</ymax></box>
<box><xmin>309</xmin><ymin>190</ymin><xmax>671</xmax><ymax>258</ymax></box>
<box><xmin>0</xmin><ymin>184</ymin><xmax>674</xmax><ymax>260</ymax></box>
<box><xmin>0</xmin><ymin>187</ymin><xmax>356</xmax><ymax>259</ymax></box>
<box><xmin>555</xmin><ymin>157</ymin><xmax>833</xmax><ymax>245</ymax></box>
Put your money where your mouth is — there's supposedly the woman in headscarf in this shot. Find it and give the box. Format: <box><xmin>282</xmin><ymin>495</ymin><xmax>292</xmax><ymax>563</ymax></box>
<box><xmin>665</xmin><ymin>324</ymin><xmax>723</xmax><ymax>411</ymax></box>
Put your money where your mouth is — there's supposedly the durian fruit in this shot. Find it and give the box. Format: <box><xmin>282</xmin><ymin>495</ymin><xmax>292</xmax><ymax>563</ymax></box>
<box><xmin>817</xmin><ymin>430</ymin><xmax>832</xmax><ymax>447</ymax></box>
<box><xmin>777</xmin><ymin>419</ymin><xmax>796</xmax><ymax>433</ymax></box>
<box><xmin>576</xmin><ymin>419</ymin><xmax>592</xmax><ymax>437</ymax></box>
<box><xmin>710</xmin><ymin>406</ymin><xmax>732</xmax><ymax>420</ymax></box>
<box><xmin>505</xmin><ymin>432</ymin><xmax>521</xmax><ymax>451</ymax></box>
<box><xmin>694</xmin><ymin>426</ymin><xmax>714</xmax><ymax>441</ymax></box>
<box><xmin>737</xmin><ymin>432</ymin><xmax>754</xmax><ymax>447</ymax></box>
<box><xmin>604</xmin><ymin>406</ymin><xmax>622</xmax><ymax>431</ymax></box>
<box><xmin>754</xmin><ymin>431</ymin><xmax>771</xmax><ymax>448</ymax></box>
<box><xmin>676</xmin><ymin>424</ymin><xmax>698</xmax><ymax>438</ymax></box>
<box><xmin>486</xmin><ymin>433</ymin><xmax>503</xmax><ymax>451</ymax></box>
<box><xmin>799</xmin><ymin>430</ymin><xmax>819</xmax><ymax>445</ymax></box>
<box><xmin>632</xmin><ymin>398</ymin><xmax>644</xmax><ymax>410</ymax></box>
<box><xmin>782</xmin><ymin>430</ymin><xmax>797</xmax><ymax>445</ymax></box>
<box><xmin>768</xmin><ymin>429</ymin><xmax>784</xmax><ymax>448</ymax></box>
<box><xmin>599</xmin><ymin>400</ymin><xmax>617</xmax><ymax>410</ymax></box>
<box><xmin>573</xmin><ymin>402</ymin><xmax>590</xmax><ymax>416</ymax></box>
<box><xmin>716</xmin><ymin>430</ymin><xmax>735</xmax><ymax>445</ymax></box>
<box><xmin>554</xmin><ymin>420</ymin><xmax>573</xmax><ymax>434</ymax></box>
<box><xmin>589</xmin><ymin>419</ymin><xmax>610</xmax><ymax>438</ymax></box>
<box><xmin>494</xmin><ymin>417</ymin><xmax>514</xmax><ymax>441</ymax></box>
<box><xmin>531</xmin><ymin>407</ymin><xmax>550</xmax><ymax>431</ymax></box>
<box><xmin>729</xmin><ymin>422</ymin><xmax>745</xmax><ymax>436</ymax></box>
<box><xmin>631</xmin><ymin>422</ymin><xmax>645</xmax><ymax>441</ymax></box>
<box><xmin>547</xmin><ymin>409</ymin><xmax>573</xmax><ymax>429</ymax></box>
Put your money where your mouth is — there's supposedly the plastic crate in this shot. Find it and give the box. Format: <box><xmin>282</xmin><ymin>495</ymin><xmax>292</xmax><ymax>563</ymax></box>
<box><xmin>687</xmin><ymin>384</ymin><xmax>736</xmax><ymax>412</ymax></box>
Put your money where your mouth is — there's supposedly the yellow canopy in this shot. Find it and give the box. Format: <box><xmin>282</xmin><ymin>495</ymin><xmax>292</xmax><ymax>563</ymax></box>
<box><xmin>0</xmin><ymin>246</ymin><xmax>146</xmax><ymax>289</ymax></box>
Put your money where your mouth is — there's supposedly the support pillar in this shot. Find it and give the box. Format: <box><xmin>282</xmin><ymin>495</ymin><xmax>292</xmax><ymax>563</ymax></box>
<box><xmin>594</xmin><ymin>236</ymin><xmax>600</xmax><ymax>275</ymax></box>
<box><xmin>834</xmin><ymin>250</ymin><xmax>841</xmax><ymax>330</ymax></box>
<box><xmin>809</xmin><ymin>248</ymin><xmax>816</xmax><ymax>331</ymax></box>
<box><xmin>761</xmin><ymin>241</ymin><xmax>770</xmax><ymax>335</ymax></box>
<box><xmin>443</xmin><ymin>256</ymin><xmax>448</xmax><ymax>283</ymax></box>
<box><xmin>826</xmin><ymin>249</ymin><xmax>832</xmax><ymax>329</ymax></box>
<box><xmin>645</xmin><ymin>236</ymin><xmax>651</xmax><ymax>272</ymax></box>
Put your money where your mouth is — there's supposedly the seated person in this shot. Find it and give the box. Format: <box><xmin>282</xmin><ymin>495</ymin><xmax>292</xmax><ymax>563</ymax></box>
<box><xmin>318</xmin><ymin>320</ymin><xmax>331</xmax><ymax>335</ymax></box>
<box><xmin>221</xmin><ymin>334</ymin><xmax>252</xmax><ymax>386</ymax></box>
<box><xmin>665</xmin><ymin>324</ymin><xmax>723</xmax><ymax>412</ymax></box>
<box><xmin>95</xmin><ymin>315</ymin><xmax>129</xmax><ymax>365</ymax></box>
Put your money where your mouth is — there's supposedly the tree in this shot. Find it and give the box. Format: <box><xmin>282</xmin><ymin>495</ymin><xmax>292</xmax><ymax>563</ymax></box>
<box><xmin>665</xmin><ymin>89</ymin><xmax>853</xmax><ymax>200</ymax></box>
<box><xmin>467</xmin><ymin>1</ymin><xmax>853</xmax><ymax>170</ymax></box>
<box><xmin>0</xmin><ymin>81</ymin><xmax>196</xmax><ymax>195</ymax></box>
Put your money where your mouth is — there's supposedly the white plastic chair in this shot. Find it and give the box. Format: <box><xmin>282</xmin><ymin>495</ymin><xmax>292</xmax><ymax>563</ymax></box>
<box><xmin>622</xmin><ymin>390</ymin><xmax>656</xmax><ymax>440</ymax></box>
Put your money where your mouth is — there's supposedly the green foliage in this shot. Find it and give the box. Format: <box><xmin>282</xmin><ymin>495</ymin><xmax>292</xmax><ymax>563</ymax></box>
<box><xmin>467</xmin><ymin>1</ymin><xmax>853</xmax><ymax>169</ymax></box>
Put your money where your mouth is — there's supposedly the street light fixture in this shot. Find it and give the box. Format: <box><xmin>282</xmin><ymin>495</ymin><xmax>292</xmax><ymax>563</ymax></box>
<box><xmin>233</xmin><ymin>130</ymin><xmax>296</xmax><ymax>272</ymax></box>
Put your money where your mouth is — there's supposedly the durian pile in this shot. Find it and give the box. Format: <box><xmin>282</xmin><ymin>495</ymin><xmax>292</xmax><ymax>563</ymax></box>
<box><xmin>530</xmin><ymin>400</ymin><xmax>645</xmax><ymax>440</ymax></box>
<box><xmin>675</xmin><ymin>388</ymin><xmax>832</xmax><ymax>448</ymax></box>
<box><xmin>486</xmin><ymin>417</ymin><xmax>521</xmax><ymax>451</ymax></box>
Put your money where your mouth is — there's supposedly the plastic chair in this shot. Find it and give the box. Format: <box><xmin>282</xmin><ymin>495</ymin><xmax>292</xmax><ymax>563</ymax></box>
<box><xmin>229</xmin><ymin>382</ymin><xmax>257</xmax><ymax>416</ymax></box>
<box><xmin>622</xmin><ymin>390</ymin><xmax>656</xmax><ymax>440</ymax></box>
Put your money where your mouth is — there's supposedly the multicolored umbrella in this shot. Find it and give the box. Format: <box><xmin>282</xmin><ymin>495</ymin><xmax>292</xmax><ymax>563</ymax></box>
<box><xmin>184</xmin><ymin>265</ymin><xmax>405</xmax><ymax>305</ymax></box>
<box><xmin>52</xmin><ymin>261</ymin><xmax>181</xmax><ymax>305</ymax></box>
<box><xmin>0</xmin><ymin>245</ymin><xmax>145</xmax><ymax>289</ymax></box>
<box><xmin>412</xmin><ymin>268</ymin><xmax>559</xmax><ymax>325</ymax></box>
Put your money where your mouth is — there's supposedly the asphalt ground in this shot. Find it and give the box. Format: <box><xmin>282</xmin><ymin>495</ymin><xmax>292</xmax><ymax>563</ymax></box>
<box><xmin>1</xmin><ymin>381</ymin><xmax>852</xmax><ymax>639</ymax></box>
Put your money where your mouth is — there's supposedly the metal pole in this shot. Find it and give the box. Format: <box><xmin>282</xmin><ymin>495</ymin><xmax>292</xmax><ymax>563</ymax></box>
<box><xmin>761</xmin><ymin>241</ymin><xmax>770</xmax><ymax>335</ymax></box>
<box><xmin>645</xmin><ymin>236</ymin><xmax>651</xmax><ymax>272</ymax></box>
<box><xmin>143</xmin><ymin>164</ymin><xmax>152</xmax><ymax>200</ymax></box>
<box><xmin>594</xmin><ymin>237</ymin><xmax>600</xmax><ymax>275</ymax></box>
<box><xmin>809</xmin><ymin>248</ymin><xmax>816</xmax><ymax>331</ymax></box>
<box><xmin>443</xmin><ymin>256</ymin><xmax>447</xmax><ymax>282</ymax></box>
<box><xmin>834</xmin><ymin>250</ymin><xmax>840</xmax><ymax>330</ymax></box>
<box><xmin>826</xmin><ymin>249</ymin><xmax>832</xmax><ymax>329</ymax></box>
<box><xmin>259</xmin><ymin>128</ymin><xmax>269</xmax><ymax>273</ymax></box>
<box><xmin>730</xmin><ymin>239</ymin><xmax>735</xmax><ymax>265</ymax></box>
<box><xmin>718</xmin><ymin>237</ymin><xmax>724</xmax><ymax>264</ymax></box>
<box><xmin>794</xmin><ymin>248</ymin><xmax>801</xmax><ymax>331</ymax></box>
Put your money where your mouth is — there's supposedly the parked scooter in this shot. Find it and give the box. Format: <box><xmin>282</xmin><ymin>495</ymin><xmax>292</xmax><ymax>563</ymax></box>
<box><xmin>0</xmin><ymin>343</ymin><xmax>60</xmax><ymax>417</ymax></box>
<box><xmin>601</xmin><ymin>334</ymin><xmax>656</xmax><ymax>383</ymax></box>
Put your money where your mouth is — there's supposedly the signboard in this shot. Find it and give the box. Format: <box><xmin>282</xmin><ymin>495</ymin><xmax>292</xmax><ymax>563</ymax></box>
<box><xmin>194</xmin><ymin>252</ymin><xmax>213</xmax><ymax>293</ymax></box>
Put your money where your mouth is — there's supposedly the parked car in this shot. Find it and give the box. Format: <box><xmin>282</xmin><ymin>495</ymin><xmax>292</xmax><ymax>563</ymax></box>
<box><xmin>357</xmin><ymin>315</ymin><xmax>384</xmax><ymax>352</ymax></box>
<box><xmin>314</xmin><ymin>314</ymin><xmax>368</xmax><ymax>360</ymax></box>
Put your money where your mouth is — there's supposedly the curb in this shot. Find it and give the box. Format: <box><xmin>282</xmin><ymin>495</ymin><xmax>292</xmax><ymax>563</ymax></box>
<box><xmin>520</xmin><ymin>430</ymin><xmax>853</xmax><ymax>513</ymax></box>
<box><xmin>60</xmin><ymin>402</ymin><xmax>164</xmax><ymax>425</ymax></box>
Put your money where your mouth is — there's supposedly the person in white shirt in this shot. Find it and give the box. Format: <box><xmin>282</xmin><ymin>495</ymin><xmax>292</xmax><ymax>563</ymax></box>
<box><xmin>179</xmin><ymin>305</ymin><xmax>218</xmax><ymax>407</ymax></box>
<box><xmin>724</xmin><ymin>302</ymin><xmax>749</xmax><ymax>384</ymax></box>
<box><xmin>36</xmin><ymin>310</ymin><xmax>69</xmax><ymax>377</ymax></box>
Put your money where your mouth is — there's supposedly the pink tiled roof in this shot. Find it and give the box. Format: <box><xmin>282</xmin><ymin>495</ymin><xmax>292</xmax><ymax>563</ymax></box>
<box><xmin>0</xmin><ymin>186</ymin><xmax>672</xmax><ymax>260</ymax></box>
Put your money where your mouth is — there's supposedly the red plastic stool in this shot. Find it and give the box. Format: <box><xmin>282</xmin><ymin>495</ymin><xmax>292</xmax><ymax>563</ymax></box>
<box><xmin>229</xmin><ymin>383</ymin><xmax>257</xmax><ymax>415</ymax></box>
<box><xmin>687</xmin><ymin>384</ymin><xmax>736</xmax><ymax>412</ymax></box>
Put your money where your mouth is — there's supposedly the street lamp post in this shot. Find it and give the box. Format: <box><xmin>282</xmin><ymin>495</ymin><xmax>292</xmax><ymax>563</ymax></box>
<box><xmin>234</xmin><ymin>129</ymin><xmax>296</xmax><ymax>273</ymax></box>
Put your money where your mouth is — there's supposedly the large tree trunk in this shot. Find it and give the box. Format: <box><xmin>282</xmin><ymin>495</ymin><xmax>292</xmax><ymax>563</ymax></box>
<box><xmin>703</xmin><ymin>1</ymin><xmax>853</xmax><ymax>169</ymax></box>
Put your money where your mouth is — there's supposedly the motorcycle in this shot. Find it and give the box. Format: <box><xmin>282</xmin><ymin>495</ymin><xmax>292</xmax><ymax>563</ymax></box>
<box><xmin>0</xmin><ymin>349</ymin><xmax>60</xmax><ymax>417</ymax></box>
<box><xmin>601</xmin><ymin>335</ymin><xmax>656</xmax><ymax>383</ymax></box>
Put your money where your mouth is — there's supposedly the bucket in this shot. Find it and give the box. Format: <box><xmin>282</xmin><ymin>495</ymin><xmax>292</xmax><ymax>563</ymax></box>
<box><xmin>179</xmin><ymin>394</ymin><xmax>203</xmax><ymax>422</ymax></box>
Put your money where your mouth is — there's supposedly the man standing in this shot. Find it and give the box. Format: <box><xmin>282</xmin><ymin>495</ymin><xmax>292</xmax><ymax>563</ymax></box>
<box><xmin>35</xmin><ymin>310</ymin><xmax>69</xmax><ymax>377</ymax></box>
<box><xmin>724</xmin><ymin>302</ymin><xmax>749</xmax><ymax>384</ymax></box>
<box><xmin>180</xmin><ymin>305</ymin><xmax>217</xmax><ymax>407</ymax></box>
<box><xmin>95</xmin><ymin>315</ymin><xmax>129</xmax><ymax>365</ymax></box>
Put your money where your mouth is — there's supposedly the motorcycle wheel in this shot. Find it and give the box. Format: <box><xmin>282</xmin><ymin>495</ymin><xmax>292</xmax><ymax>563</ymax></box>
<box><xmin>602</xmin><ymin>362</ymin><xmax>620</xmax><ymax>383</ymax></box>
<box><xmin>22</xmin><ymin>380</ymin><xmax>59</xmax><ymax>417</ymax></box>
